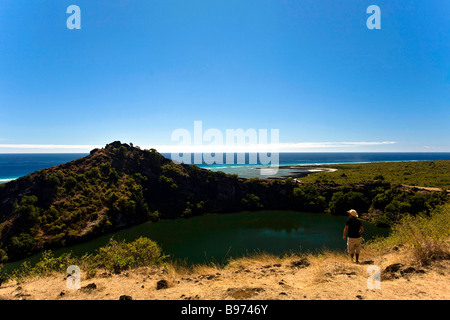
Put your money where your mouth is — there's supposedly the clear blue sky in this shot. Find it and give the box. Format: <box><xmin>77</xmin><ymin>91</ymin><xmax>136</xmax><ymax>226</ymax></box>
<box><xmin>0</xmin><ymin>0</ymin><xmax>449</xmax><ymax>152</ymax></box>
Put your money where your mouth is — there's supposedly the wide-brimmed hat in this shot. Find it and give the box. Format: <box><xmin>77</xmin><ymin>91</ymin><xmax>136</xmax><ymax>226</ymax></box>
<box><xmin>347</xmin><ymin>209</ymin><xmax>358</xmax><ymax>217</ymax></box>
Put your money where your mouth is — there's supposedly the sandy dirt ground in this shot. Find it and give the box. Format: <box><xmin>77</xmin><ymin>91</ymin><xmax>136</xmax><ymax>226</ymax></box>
<box><xmin>1</xmin><ymin>247</ymin><xmax>448</xmax><ymax>301</ymax></box>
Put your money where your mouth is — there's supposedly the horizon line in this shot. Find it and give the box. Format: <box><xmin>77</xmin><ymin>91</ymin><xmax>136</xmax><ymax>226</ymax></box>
<box><xmin>0</xmin><ymin>141</ymin><xmax>400</xmax><ymax>154</ymax></box>
<box><xmin>0</xmin><ymin>141</ymin><xmax>448</xmax><ymax>153</ymax></box>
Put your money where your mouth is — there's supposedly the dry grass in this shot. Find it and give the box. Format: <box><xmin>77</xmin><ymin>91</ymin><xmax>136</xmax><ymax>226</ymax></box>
<box><xmin>368</xmin><ymin>203</ymin><xmax>450</xmax><ymax>265</ymax></box>
<box><xmin>225</xmin><ymin>252</ymin><xmax>286</xmax><ymax>270</ymax></box>
<box><xmin>1</xmin><ymin>244</ymin><xmax>448</xmax><ymax>300</ymax></box>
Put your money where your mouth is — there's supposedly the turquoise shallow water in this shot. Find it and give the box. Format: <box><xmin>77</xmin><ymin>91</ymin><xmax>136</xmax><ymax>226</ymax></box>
<box><xmin>1</xmin><ymin>152</ymin><xmax>450</xmax><ymax>181</ymax></box>
<box><xmin>193</xmin><ymin>153</ymin><xmax>450</xmax><ymax>178</ymax></box>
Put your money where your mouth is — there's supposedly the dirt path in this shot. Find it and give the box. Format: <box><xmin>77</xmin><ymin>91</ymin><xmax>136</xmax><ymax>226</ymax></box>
<box><xmin>401</xmin><ymin>184</ymin><xmax>450</xmax><ymax>193</ymax></box>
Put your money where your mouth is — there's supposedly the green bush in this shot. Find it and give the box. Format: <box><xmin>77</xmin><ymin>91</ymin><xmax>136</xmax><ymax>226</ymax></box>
<box><xmin>109</xmin><ymin>169</ymin><xmax>120</xmax><ymax>183</ymax></box>
<box><xmin>0</xmin><ymin>249</ymin><xmax>8</xmax><ymax>263</ymax></box>
<box><xmin>100</xmin><ymin>162</ymin><xmax>111</xmax><ymax>176</ymax></box>
<box><xmin>384</xmin><ymin>199</ymin><xmax>412</xmax><ymax>221</ymax></box>
<box><xmin>7</xmin><ymin>233</ymin><xmax>37</xmax><ymax>259</ymax></box>
<box><xmin>95</xmin><ymin>237</ymin><xmax>166</xmax><ymax>273</ymax></box>
<box><xmin>241</xmin><ymin>193</ymin><xmax>263</xmax><ymax>210</ymax></box>
<box><xmin>46</xmin><ymin>174</ymin><xmax>61</xmax><ymax>188</ymax></box>
<box><xmin>9</xmin><ymin>261</ymin><xmax>33</xmax><ymax>281</ymax></box>
<box><xmin>86</xmin><ymin>167</ymin><xmax>101</xmax><ymax>179</ymax></box>
<box><xmin>371</xmin><ymin>191</ymin><xmax>392</xmax><ymax>210</ymax></box>
<box><xmin>64</xmin><ymin>176</ymin><xmax>78</xmax><ymax>190</ymax></box>
<box><xmin>0</xmin><ymin>264</ymin><xmax>8</xmax><ymax>284</ymax></box>
<box><xmin>147</xmin><ymin>210</ymin><xmax>160</xmax><ymax>221</ymax></box>
<box><xmin>13</xmin><ymin>196</ymin><xmax>40</xmax><ymax>226</ymax></box>
<box><xmin>329</xmin><ymin>191</ymin><xmax>370</xmax><ymax>215</ymax></box>
<box><xmin>158</xmin><ymin>175</ymin><xmax>178</xmax><ymax>192</ymax></box>
<box><xmin>115</xmin><ymin>146</ymin><xmax>128</xmax><ymax>159</ymax></box>
<box><xmin>32</xmin><ymin>250</ymin><xmax>76</xmax><ymax>275</ymax></box>
<box><xmin>291</xmin><ymin>185</ymin><xmax>327</xmax><ymax>212</ymax></box>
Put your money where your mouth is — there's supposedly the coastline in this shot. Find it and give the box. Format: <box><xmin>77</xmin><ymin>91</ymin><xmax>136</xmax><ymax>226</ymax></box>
<box><xmin>266</xmin><ymin>166</ymin><xmax>337</xmax><ymax>179</ymax></box>
<box><xmin>2</xmin><ymin>153</ymin><xmax>450</xmax><ymax>183</ymax></box>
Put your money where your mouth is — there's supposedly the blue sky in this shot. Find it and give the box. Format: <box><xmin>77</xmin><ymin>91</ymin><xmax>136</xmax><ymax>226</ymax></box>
<box><xmin>0</xmin><ymin>0</ymin><xmax>449</xmax><ymax>152</ymax></box>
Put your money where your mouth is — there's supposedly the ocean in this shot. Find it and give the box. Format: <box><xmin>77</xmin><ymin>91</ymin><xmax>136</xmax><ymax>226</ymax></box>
<box><xmin>0</xmin><ymin>154</ymin><xmax>89</xmax><ymax>184</ymax></box>
<box><xmin>1</xmin><ymin>152</ymin><xmax>450</xmax><ymax>183</ymax></box>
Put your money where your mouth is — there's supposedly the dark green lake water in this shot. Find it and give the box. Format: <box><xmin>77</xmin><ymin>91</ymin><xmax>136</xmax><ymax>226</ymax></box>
<box><xmin>4</xmin><ymin>210</ymin><xmax>390</xmax><ymax>271</ymax></box>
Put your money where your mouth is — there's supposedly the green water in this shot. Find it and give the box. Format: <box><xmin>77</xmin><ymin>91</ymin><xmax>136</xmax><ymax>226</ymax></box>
<box><xmin>4</xmin><ymin>210</ymin><xmax>390</xmax><ymax>271</ymax></box>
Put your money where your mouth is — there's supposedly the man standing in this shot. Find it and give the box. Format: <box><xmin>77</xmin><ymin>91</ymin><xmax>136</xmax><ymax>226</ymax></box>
<box><xmin>342</xmin><ymin>209</ymin><xmax>364</xmax><ymax>264</ymax></box>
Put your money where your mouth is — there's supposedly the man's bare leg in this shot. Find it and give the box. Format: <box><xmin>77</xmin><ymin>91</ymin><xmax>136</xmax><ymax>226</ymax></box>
<box><xmin>355</xmin><ymin>254</ymin><xmax>360</xmax><ymax>264</ymax></box>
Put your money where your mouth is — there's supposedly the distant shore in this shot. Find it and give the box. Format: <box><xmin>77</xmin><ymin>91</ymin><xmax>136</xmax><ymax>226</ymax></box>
<box><xmin>279</xmin><ymin>166</ymin><xmax>337</xmax><ymax>178</ymax></box>
<box><xmin>253</xmin><ymin>166</ymin><xmax>337</xmax><ymax>179</ymax></box>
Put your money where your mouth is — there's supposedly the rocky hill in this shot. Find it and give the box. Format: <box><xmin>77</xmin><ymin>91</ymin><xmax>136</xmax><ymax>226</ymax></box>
<box><xmin>0</xmin><ymin>142</ymin><xmax>294</xmax><ymax>262</ymax></box>
<box><xmin>0</xmin><ymin>142</ymin><xmax>447</xmax><ymax>263</ymax></box>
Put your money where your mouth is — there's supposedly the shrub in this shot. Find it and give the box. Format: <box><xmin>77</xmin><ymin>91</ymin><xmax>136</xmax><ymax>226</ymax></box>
<box><xmin>0</xmin><ymin>264</ymin><xmax>8</xmax><ymax>284</ymax></box>
<box><xmin>14</xmin><ymin>195</ymin><xmax>40</xmax><ymax>222</ymax></box>
<box><xmin>0</xmin><ymin>249</ymin><xmax>8</xmax><ymax>263</ymax></box>
<box><xmin>46</xmin><ymin>174</ymin><xmax>61</xmax><ymax>188</ymax></box>
<box><xmin>115</xmin><ymin>146</ymin><xmax>128</xmax><ymax>159</ymax></box>
<box><xmin>86</xmin><ymin>167</ymin><xmax>101</xmax><ymax>179</ymax></box>
<box><xmin>9</xmin><ymin>261</ymin><xmax>33</xmax><ymax>281</ymax></box>
<box><xmin>291</xmin><ymin>185</ymin><xmax>327</xmax><ymax>212</ymax></box>
<box><xmin>158</xmin><ymin>175</ymin><xmax>178</xmax><ymax>192</ymax></box>
<box><xmin>64</xmin><ymin>176</ymin><xmax>78</xmax><ymax>190</ymax></box>
<box><xmin>162</xmin><ymin>163</ymin><xmax>186</xmax><ymax>178</ymax></box>
<box><xmin>183</xmin><ymin>207</ymin><xmax>192</xmax><ymax>217</ymax></box>
<box><xmin>329</xmin><ymin>191</ymin><xmax>370</xmax><ymax>215</ymax></box>
<box><xmin>370</xmin><ymin>203</ymin><xmax>450</xmax><ymax>265</ymax></box>
<box><xmin>95</xmin><ymin>237</ymin><xmax>166</xmax><ymax>273</ymax></box>
<box><xmin>241</xmin><ymin>193</ymin><xmax>263</xmax><ymax>210</ymax></box>
<box><xmin>371</xmin><ymin>192</ymin><xmax>392</xmax><ymax>210</ymax></box>
<box><xmin>384</xmin><ymin>200</ymin><xmax>412</xmax><ymax>221</ymax></box>
<box><xmin>7</xmin><ymin>233</ymin><xmax>37</xmax><ymax>259</ymax></box>
<box><xmin>196</xmin><ymin>201</ymin><xmax>205</xmax><ymax>212</ymax></box>
<box><xmin>147</xmin><ymin>210</ymin><xmax>160</xmax><ymax>221</ymax></box>
<box><xmin>32</xmin><ymin>251</ymin><xmax>76</xmax><ymax>275</ymax></box>
<box><xmin>126</xmin><ymin>237</ymin><xmax>165</xmax><ymax>266</ymax></box>
<box><xmin>100</xmin><ymin>162</ymin><xmax>111</xmax><ymax>176</ymax></box>
<box><xmin>284</xmin><ymin>178</ymin><xmax>294</xmax><ymax>186</ymax></box>
<box><xmin>109</xmin><ymin>169</ymin><xmax>120</xmax><ymax>183</ymax></box>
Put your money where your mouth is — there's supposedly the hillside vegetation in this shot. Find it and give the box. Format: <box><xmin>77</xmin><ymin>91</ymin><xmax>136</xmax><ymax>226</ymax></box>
<box><xmin>0</xmin><ymin>142</ymin><xmax>448</xmax><ymax>263</ymax></box>
<box><xmin>300</xmin><ymin>160</ymin><xmax>450</xmax><ymax>190</ymax></box>
<box><xmin>0</xmin><ymin>142</ymin><xmax>291</xmax><ymax>261</ymax></box>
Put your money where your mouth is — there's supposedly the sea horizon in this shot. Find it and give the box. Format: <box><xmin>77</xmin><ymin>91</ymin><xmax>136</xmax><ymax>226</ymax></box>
<box><xmin>1</xmin><ymin>151</ymin><xmax>450</xmax><ymax>182</ymax></box>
